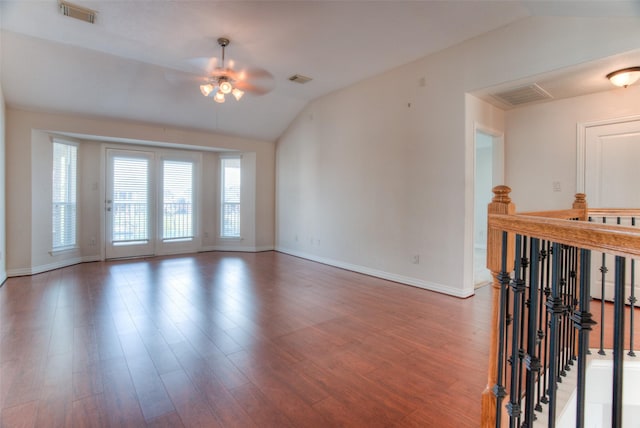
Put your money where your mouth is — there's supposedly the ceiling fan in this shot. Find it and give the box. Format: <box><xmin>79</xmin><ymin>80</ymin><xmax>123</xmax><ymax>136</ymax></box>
<box><xmin>197</xmin><ymin>37</ymin><xmax>274</xmax><ymax>103</ymax></box>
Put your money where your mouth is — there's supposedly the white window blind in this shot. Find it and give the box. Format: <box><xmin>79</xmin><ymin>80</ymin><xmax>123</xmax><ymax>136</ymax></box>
<box><xmin>112</xmin><ymin>157</ymin><xmax>149</xmax><ymax>244</ymax></box>
<box><xmin>221</xmin><ymin>157</ymin><xmax>241</xmax><ymax>237</ymax></box>
<box><xmin>52</xmin><ymin>141</ymin><xmax>77</xmax><ymax>250</ymax></box>
<box><xmin>162</xmin><ymin>160</ymin><xmax>194</xmax><ymax>240</ymax></box>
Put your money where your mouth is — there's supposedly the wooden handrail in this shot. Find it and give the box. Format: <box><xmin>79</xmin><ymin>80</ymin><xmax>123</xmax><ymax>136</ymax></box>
<box><xmin>587</xmin><ymin>208</ymin><xmax>640</xmax><ymax>217</ymax></box>
<box><xmin>489</xmin><ymin>214</ymin><xmax>640</xmax><ymax>259</ymax></box>
<box><xmin>517</xmin><ymin>209</ymin><xmax>584</xmax><ymax>219</ymax></box>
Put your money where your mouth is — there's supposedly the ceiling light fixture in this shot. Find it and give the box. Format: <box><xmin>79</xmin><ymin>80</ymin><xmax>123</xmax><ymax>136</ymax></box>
<box><xmin>606</xmin><ymin>67</ymin><xmax>640</xmax><ymax>88</ymax></box>
<box><xmin>199</xmin><ymin>38</ymin><xmax>244</xmax><ymax>103</ymax></box>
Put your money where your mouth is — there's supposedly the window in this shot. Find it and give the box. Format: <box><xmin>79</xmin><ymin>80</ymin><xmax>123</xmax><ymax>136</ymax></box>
<box><xmin>52</xmin><ymin>141</ymin><xmax>78</xmax><ymax>250</ymax></box>
<box><xmin>221</xmin><ymin>157</ymin><xmax>241</xmax><ymax>237</ymax></box>
<box><xmin>112</xmin><ymin>155</ymin><xmax>149</xmax><ymax>244</ymax></box>
<box><xmin>162</xmin><ymin>160</ymin><xmax>194</xmax><ymax>241</ymax></box>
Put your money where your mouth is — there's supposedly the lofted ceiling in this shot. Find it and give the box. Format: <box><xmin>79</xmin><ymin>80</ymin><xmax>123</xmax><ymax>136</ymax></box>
<box><xmin>1</xmin><ymin>1</ymin><xmax>640</xmax><ymax>142</ymax></box>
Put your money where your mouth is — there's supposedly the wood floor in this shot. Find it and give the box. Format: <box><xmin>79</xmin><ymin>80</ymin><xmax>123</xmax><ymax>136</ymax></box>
<box><xmin>0</xmin><ymin>251</ymin><xmax>494</xmax><ymax>427</ymax></box>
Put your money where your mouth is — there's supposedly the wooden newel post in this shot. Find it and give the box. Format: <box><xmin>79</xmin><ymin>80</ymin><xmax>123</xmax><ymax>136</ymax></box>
<box><xmin>572</xmin><ymin>193</ymin><xmax>588</xmax><ymax>221</ymax></box>
<box><xmin>481</xmin><ymin>185</ymin><xmax>515</xmax><ymax>428</ymax></box>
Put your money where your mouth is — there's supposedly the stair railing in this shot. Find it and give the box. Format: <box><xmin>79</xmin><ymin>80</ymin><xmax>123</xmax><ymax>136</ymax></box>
<box><xmin>481</xmin><ymin>186</ymin><xmax>640</xmax><ymax>427</ymax></box>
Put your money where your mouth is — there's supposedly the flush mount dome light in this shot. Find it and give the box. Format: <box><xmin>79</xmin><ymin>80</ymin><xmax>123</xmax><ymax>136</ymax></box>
<box><xmin>606</xmin><ymin>67</ymin><xmax>640</xmax><ymax>88</ymax></box>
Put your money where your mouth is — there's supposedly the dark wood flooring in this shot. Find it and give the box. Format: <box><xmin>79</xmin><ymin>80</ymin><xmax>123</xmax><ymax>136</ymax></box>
<box><xmin>1</xmin><ymin>251</ymin><xmax>496</xmax><ymax>427</ymax></box>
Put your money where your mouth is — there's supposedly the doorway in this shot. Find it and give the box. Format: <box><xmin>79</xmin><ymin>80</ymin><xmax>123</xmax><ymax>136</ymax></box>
<box><xmin>474</xmin><ymin>128</ymin><xmax>504</xmax><ymax>287</ymax></box>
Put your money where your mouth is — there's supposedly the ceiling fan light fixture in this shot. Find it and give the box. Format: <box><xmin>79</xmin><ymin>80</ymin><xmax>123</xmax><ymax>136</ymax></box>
<box><xmin>214</xmin><ymin>91</ymin><xmax>225</xmax><ymax>103</ymax></box>
<box><xmin>607</xmin><ymin>67</ymin><xmax>640</xmax><ymax>88</ymax></box>
<box><xmin>219</xmin><ymin>80</ymin><xmax>233</xmax><ymax>94</ymax></box>
<box><xmin>232</xmin><ymin>88</ymin><xmax>244</xmax><ymax>101</ymax></box>
<box><xmin>200</xmin><ymin>83</ymin><xmax>214</xmax><ymax>97</ymax></box>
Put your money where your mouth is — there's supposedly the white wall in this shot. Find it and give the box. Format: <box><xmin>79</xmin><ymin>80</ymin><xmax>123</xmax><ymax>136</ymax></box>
<box><xmin>0</xmin><ymin>83</ymin><xmax>6</xmax><ymax>283</ymax></box>
<box><xmin>5</xmin><ymin>108</ymin><xmax>275</xmax><ymax>274</ymax></box>
<box><xmin>276</xmin><ymin>16</ymin><xmax>640</xmax><ymax>297</ymax></box>
<box><xmin>506</xmin><ymin>84</ymin><xmax>640</xmax><ymax>212</ymax></box>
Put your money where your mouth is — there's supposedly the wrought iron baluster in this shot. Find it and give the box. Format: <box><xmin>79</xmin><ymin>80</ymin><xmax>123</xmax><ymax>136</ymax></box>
<box><xmin>599</xmin><ymin>217</ymin><xmax>607</xmax><ymax>356</ymax></box>
<box><xmin>546</xmin><ymin>242</ymin><xmax>564</xmax><ymax>427</ymax></box>
<box><xmin>612</xmin><ymin>256</ymin><xmax>626</xmax><ymax>427</ymax></box>
<box><xmin>522</xmin><ymin>238</ymin><xmax>541</xmax><ymax>428</ymax></box>
<box><xmin>572</xmin><ymin>248</ymin><xmax>595</xmax><ymax>428</ymax></box>
<box><xmin>630</xmin><ymin>217</ymin><xmax>637</xmax><ymax>358</ymax></box>
<box><xmin>558</xmin><ymin>245</ymin><xmax>568</xmax><ymax>382</ymax></box>
<box><xmin>535</xmin><ymin>240</ymin><xmax>548</xmax><ymax>412</ymax></box>
<box><xmin>569</xmin><ymin>245</ymin><xmax>578</xmax><ymax>365</ymax></box>
<box><xmin>507</xmin><ymin>235</ymin><xmax>525</xmax><ymax>428</ymax></box>
<box><xmin>517</xmin><ymin>237</ymin><xmax>530</xmax><ymax>428</ymax></box>
<box><xmin>494</xmin><ymin>231</ymin><xmax>510</xmax><ymax>428</ymax></box>
<box><xmin>540</xmin><ymin>242</ymin><xmax>552</xmax><ymax>406</ymax></box>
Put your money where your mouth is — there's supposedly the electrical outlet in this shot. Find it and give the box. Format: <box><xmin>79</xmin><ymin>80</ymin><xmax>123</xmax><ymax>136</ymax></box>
<box><xmin>552</xmin><ymin>181</ymin><xmax>561</xmax><ymax>192</ymax></box>
<box><xmin>412</xmin><ymin>255</ymin><xmax>420</xmax><ymax>264</ymax></box>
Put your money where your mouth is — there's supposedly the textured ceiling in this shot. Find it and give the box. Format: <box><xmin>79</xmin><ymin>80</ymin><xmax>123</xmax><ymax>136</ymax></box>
<box><xmin>1</xmin><ymin>1</ymin><xmax>639</xmax><ymax>142</ymax></box>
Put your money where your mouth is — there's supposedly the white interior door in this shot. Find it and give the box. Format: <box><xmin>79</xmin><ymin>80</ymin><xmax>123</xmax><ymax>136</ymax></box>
<box><xmin>105</xmin><ymin>149</ymin><xmax>155</xmax><ymax>259</ymax></box>
<box><xmin>583</xmin><ymin>119</ymin><xmax>640</xmax><ymax>300</ymax></box>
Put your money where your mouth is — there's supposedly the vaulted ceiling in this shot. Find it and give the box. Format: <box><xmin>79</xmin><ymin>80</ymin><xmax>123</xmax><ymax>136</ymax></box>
<box><xmin>2</xmin><ymin>1</ymin><xmax>639</xmax><ymax>142</ymax></box>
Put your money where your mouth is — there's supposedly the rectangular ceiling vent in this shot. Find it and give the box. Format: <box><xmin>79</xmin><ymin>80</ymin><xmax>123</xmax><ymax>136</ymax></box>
<box><xmin>492</xmin><ymin>84</ymin><xmax>552</xmax><ymax>106</ymax></box>
<box><xmin>59</xmin><ymin>1</ymin><xmax>97</xmax><ymax>24</ymax></box>
<box><xmin>288</xmin><ymin>74</ymin><xmax>312</xmax><ymax>84</ymax></box>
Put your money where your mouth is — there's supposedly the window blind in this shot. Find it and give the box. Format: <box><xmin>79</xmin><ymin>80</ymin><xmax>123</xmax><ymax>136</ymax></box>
<box><xmin>221</xmin><ymin>157</ymin><xmax>241</xmax><ymax>237</ymax></box>
<box><xmin>52</xmin><ymin>141</ymin><xmax>77</xmax><ymax>250</ymax></box>
<box><xmin>112</xmin><ymin>157</ymin><xmax>149</xmax><ymax>243</ymax></box>
<box><xmin>162</xmin><ymin>160</ymin><xmax>194</xmax><ymax>240</ymax></box>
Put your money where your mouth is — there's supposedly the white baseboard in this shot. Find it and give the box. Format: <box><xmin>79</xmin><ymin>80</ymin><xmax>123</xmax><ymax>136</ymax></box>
<box><xmin>7</xmin><ymin>255</ymin><xmax>102</xmax><ymax>277</ymax></box>
<box><xmin>276</xmin><ymin>246</ymin><xmax>473</xmax><ymax>298</ymax></box>
<box><xmin>200</xmin><ymin>245</ymin><xmax>275</xmax><ymax>253</ymax></box>
<box><xmin>6</xmin><ymin>246</ymin><xmax>277</xmax><ymax>278</ymax></box>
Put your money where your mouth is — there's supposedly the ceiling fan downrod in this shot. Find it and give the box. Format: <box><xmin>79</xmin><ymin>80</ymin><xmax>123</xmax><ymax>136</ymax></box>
<box><xmin>218</xmin><ymin>37</ymin><xmax>229</xmax><ymax>69</ymax></box>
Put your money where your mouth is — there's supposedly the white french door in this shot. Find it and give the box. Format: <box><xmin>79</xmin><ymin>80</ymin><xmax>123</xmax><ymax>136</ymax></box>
<box><xmin>106</xmin><ymin>149</ymin><xmax>155</xmax><ymax>259</ymax></box>
<box><xmin>105</xmin><ymin>148</ymin><xmax>200</xmax><ymax>259</ymax></box>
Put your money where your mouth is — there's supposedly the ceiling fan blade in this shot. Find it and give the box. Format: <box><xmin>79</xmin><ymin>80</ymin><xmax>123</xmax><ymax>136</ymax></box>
<box><xmin>237</xmin><ymin>67</ymin><xmax>274</xmax><ymax>81</ymax></box>
<box><xmin>235</xmin><ymin>67</ymin><xmax>275</xmax><ymax>95</ymax></box>
<box><xmin>185</xmin><ymin>56</ymin><xmax>219</xmax><ymax>74</ymax></box>
<box><xmin>164</xmin><ymin>69</ymin><xmax>209</xmax><ymax>85</ymax></box>
<box><xmin>234</xmin><ymin>80</ymin><xmax>274</xmax><ymax>96</ymax></box>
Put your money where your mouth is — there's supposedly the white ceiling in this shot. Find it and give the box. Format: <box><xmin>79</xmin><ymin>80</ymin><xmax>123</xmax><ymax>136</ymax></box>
<box><xmin>2</xmin><ymin>1</ymin><xmax>640</xmax><ymax>142</ymax></box>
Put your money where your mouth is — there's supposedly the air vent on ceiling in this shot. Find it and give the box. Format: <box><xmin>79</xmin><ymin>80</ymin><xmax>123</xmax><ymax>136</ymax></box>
<box><xmin>289</xmin><ymin>74</ymin><xmax>312</xmax><ymax>84</ymax></box>
<box><xmin>59</xmin><ymin>1</ymin><xmax>97</xmax><ymax>24</ymax></box>
<box><xmin>492</xmin><ymin>84</ymin><xmax>552</xmax><ymax>106</ymax></box>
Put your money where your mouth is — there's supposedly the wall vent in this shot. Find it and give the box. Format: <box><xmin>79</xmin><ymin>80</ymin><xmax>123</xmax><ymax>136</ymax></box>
<box><xmin>59</xmin><ymin>1</ymin><xmax>97</xmax><ymax>24</ymax></box>
<box><xmin>492</xmin><ymin>84</ymin><xmax>552</xmax><ymax>106</ymax></box>
<box><xmin>288</xmin><ymin>74</ymin><xmax>312</xmax><ymax>84</ymax></box>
